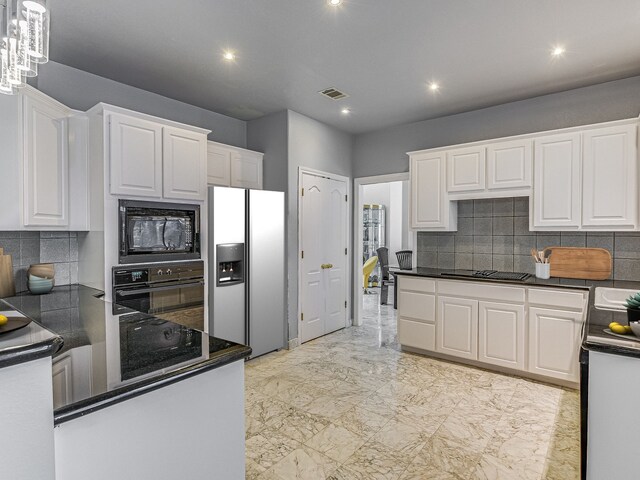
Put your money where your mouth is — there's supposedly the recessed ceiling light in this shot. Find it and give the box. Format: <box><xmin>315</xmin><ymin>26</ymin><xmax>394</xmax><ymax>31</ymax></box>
<box><xmin>341</xmin><ymin>108</ymin><xmax>351</xmax><ymax>115</ymax></box>
<box><xmin>223</xmin><ymin>51</ymin><xmax>235</xmax><ymax>61</ymax></box>
<box><xmin>551</xmin><ymin>46</ymin><xmax>565</xmax><ymax>57</ymax></box>
<box><xmin>428</xmin><ymin>82</ymin><xmax>440</xmax><ymax>92</ymax></box>
<box><xmin>328</xmin><ymin>0</ymin><xmax>342</xmax><ymax>5</ymax></box>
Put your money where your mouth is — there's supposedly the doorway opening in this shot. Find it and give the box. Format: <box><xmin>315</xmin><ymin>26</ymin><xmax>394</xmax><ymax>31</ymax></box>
<box><xmin>354</xmin><ymin>173</ymin><xmax>415</xmax><ymax>328</ymax></box>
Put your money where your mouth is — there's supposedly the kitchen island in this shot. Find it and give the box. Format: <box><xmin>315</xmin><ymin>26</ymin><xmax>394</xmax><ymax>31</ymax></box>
<box><xmin>1</xmin><ymin>285</ymin><xmax>251</xmax><ymax>480</ymax></box>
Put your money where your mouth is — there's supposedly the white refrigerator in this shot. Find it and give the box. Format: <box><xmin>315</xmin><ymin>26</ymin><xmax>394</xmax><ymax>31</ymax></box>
<box><xmin>208</xmin><ymin>186</ymin><xmax>286</xmax><ymax>358</ymax></box>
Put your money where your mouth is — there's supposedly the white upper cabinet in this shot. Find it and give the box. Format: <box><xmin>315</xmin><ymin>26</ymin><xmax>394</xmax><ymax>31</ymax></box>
<box><xmin>207</xmin><ymin>141</ymin><xmax>263</xmax><ymax>190</ymax></box>
<box><xmin>410</xmin><ymin>152</ymin><xmax>456</xmax><ymax>230</ymax></box>
<box><xmin>163</xmin><ymin>126</ymin><xmax>207</xmax><ymax>201</ymax></box>
<box><xmin>109</xmin><ymin>113</ymin><xmax>163</xmax><ymax>198</ymax></box>
<box><xmin>207</xmin><ymin>143</ymin><xmax>232</xmax><ymax>187</ymax></box>
<box><xmin>487</xmin><ymin>139</ymin><xmax>532</xmax><ymax>191</ymax></box>
<box><xmin>107</xmin><ymin>109</ymin><xmax>209</xmax><ymax>201</ymax></box>
<box><xmin>22</xmin><ymin>92</ymin><xmax>71</xmax><ymax>227</ymax></box>
<box><xmin>231</xmin><ymin>150</ymin><xmax>263</xmax><ymax>190</ymax></box>
<box><xmin>532</xmin><ymin>132</ymin><xmax>582</xmax><ymax>229</ymax></box>
<box><xmin>447</xmin><ymin>146</ymin><xmax>486</xmax><ymax>193</ymax></box>
<box><xmin>582</xmin><ymin>124</ymin><xmax>637</xmax><ymax>228</ymax></box>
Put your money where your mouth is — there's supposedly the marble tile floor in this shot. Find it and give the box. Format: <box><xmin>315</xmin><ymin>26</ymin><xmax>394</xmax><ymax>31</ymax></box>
<box><xmin>244</xmin><ymin>290</ymin><xmax>580</xmax><ymax>479</ymax></box>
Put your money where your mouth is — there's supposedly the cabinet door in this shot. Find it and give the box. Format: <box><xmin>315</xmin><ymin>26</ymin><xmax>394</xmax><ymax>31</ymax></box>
<box><xmin>23</xmin><ymin>93</ymin><xmax>70</xmax><ymax>227</ymax></box>
<box><xmin>478</xmin><ymin>301</ymin><xmax>525</xmax><ymax>370</ymax></box>
<box><xmin>447</xmin><ymin>146</ymin><xmax>486</xmax><ymax>193</ymax></box>
<box><xmin>163</xmin><ymin>127</ymin><xmax>207</xmax><ymax>201</ymax></box>
<box><xmin>207</xmin><ymin>143</ymin><xmax>231</xmax><ymax>187</ymax></box>
<box><xmin>52</xmin><ymin>354</ymin><xmax>73</xmax><ymax>410</ymax></box>
<box><xmin>109</xmin><ymin>113</ymin><xmax>163</xmax><ymax>198</ymax></box>
<box><xmin>397</xmin><ymin>276</ymin><xmax>437</xmax><ymax>351</ymax></box>
<box><xmin>532</xmin><ymin>133</ymin><xmax>581</xmax><ymax>228</ymax></box>
<box><xmin>487</xmin><ymin>139</ymin><xmax>532</xmax><ymax>190</ymax></box>
<box><xmin>582</xmin><ymin>124</ymin><xmax>637</xmax><ymax>228</ymax></box>
<box><xmin>437</xmin><ymin>296</ymin><xmax>478</xmax><ymax>360</ymax></box>
<box><xmin>528</xmin><ymin>307</ymin><xmax>582</xmax><ymax>382</ymax></box>
<box><xmin>410</xmin><ymin>152</ymin><xmax>446</xmax><ymax>228</ymax></box>
<box><xmin>230</xmin><ymin>151</ymin><xmax>263</xmax><ymax>189</ymax></box>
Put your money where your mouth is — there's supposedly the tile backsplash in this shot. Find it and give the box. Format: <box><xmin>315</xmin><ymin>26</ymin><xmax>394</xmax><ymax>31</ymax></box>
<box><xmin>417</xmin><ymin>197</ymin><xmax>640</xmax><ymax>283</ymax></box>
<box><xmin>0</xmin><ymin>231</ymin><xmax>79</xmax><ymax>293</ymax></box>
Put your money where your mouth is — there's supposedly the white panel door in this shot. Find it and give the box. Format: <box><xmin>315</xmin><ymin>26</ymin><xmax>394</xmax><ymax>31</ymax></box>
<box><xmin>410</xmin><ymin>152</ymin><xmax>445</xmax><ymax>228</ymax></box>
<box><xmin>300</xmin><ymin>173</ymin><xmax>348</xmax><ymax>343</ymax></box>
<box><xmin>109</xmin><ymin>113</ymin><xmax>162</xmax><ymax>198</ymax></box>
<box><xmin>487</xmin><ymin>139</ymin><xmax>532</xmax><ymax>190</ymax></box>
<box><xmin>23</xmin><ymin>93</ymin><xmax>69</xmax><ymax>227</ymax></box>
<box><xmin>300</xmin><ymin>175</ymin><xmax>327</xmax><ymax>343</ymax></box>
<box><xmin>582</xmin><ymin>124</ymin><xmax>637</xmax><ymax>228</ymax></box>
<box><xmin>478</xmin><ymin>301</ymin><xmax>526</xmax><ymax>370</ymax></box>
<box><xmin>162</xmin><ymin>127</ymin><xmax>207</xmax><ymax>201</ymax></box>
<box><xmin>532</xmin><ymin>132</ymin><xmax>581</xmax><ymax>228</ymax></box>
<box><xmin>447</xmin><ymin>146</ymin><xmax>486</xmax><ymax>193</ymax></box>
<box><xmin>207</xmin><ymin>143</ymin><xmax>231</xmax><ymax>186</ymax></box>
<box><xmin>528</xmin><ymin>307</ymin><xmax>582</xmax><ymax>382</ymax></box>
<box><xmin>231</xmin><ymin>151</ymin><xmax>263</xmax><ymax>190</ymax></box>
<box><xmin>437</xmin><ymin>296</ymin><xmax>478</xmax><ymax>360</ymax></box>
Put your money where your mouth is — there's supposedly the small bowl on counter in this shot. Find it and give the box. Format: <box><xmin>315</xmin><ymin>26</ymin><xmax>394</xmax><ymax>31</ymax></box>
<box><xmin>27</xmin><ymin>263</ymin><xmax>54</xmax><ymax>295</ymax></box>
<box><xmin>629</xmin><ymin>321</ymin><xmax>640</xmax><ymax>338</ymax></box>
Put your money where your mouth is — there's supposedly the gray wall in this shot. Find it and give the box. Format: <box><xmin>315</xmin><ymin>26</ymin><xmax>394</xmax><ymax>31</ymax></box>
<box><xmin>247</xmin><ymin>111</ymin><xmax>289</xmax><ymax>193</ymax></box>
<box><xmin>35</xmin><ymin>62</ymin><xmax>247</xmax><ymax>147</ymax></box>
<box><xmin>1</xmin><ymin>231</ymin><xmax>79</xmax><ymax>293</ymax></box>
<box><xmin>287</xmin><ymin>110</ymin><xmax>353</xmax><ymax>340</ymax></box>
<box><xmin>417</xmin><ymin>197</ymin><xmax>640</xmax><ymax>284</ymax></box>
<box><xmin>353</xmin><ymin>75</ymin><xmax>640</xmax><ymax>178</ymax></box>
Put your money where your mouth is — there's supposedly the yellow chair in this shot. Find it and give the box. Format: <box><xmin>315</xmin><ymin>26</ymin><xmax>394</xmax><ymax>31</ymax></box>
<box><xmin>363</xmin><ymin>256</ymin><xmax>378</xmax><ymax>294</ymax></box>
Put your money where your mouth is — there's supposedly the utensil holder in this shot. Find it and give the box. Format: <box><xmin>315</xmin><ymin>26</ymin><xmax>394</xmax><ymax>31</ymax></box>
<box><xmin>535</xmin><ymin>263</ymin><xmax>550</xmax><ymax>280</ymax></box>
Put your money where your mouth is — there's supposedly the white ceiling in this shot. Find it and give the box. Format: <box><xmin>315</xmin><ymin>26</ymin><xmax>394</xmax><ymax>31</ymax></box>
<box><xmin>48</xmin><ymin>0</ymin><xmax>640</xmax><ymax>134</ymax></box>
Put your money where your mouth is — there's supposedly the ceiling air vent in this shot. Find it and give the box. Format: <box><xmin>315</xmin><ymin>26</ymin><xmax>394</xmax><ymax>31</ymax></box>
<box><xmin>319</xmin><ymin>87</ymin><xmax>348</xmax><ymax>100</ymax></box>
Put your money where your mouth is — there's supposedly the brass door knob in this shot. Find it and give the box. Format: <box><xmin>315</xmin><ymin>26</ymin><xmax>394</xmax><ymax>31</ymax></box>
<box><xmin>321</xmin><ymin>263</ymin><xmax>333</xmax><ymax>269</ymax></box>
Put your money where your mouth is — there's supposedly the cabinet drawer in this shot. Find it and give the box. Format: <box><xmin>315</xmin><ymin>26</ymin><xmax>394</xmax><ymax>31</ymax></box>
<box><xmin>398</xmin><ymin>291</ymin><xmax>435</xmax><ymax>323</ymax></box>
<box><xmin>528</xmin><ymin>288</ymin><xmax>587</xmax><ymax>311</ymax></box>
<box><xmin>398</xmin><ymin>276</ymin><xmax>436</xmax><ymax>293</ymax></box>
<box><xmin>398</xmin><ymin>318</ymin><xmax>436</xmax><ymax>352</ymax></box>
<box><xmin>438</xmin><ymin>280</ymin><xmax>525</xmax><ymax>303</ymax></box>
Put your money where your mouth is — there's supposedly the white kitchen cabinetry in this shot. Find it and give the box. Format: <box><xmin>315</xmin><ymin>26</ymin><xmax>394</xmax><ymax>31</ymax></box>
<box><xmin>447</xmin><ymin>146</ymin><xmax>486</xmax><ymax>193</ymax></box>
<box><xmin>163</xmin><ymin>126</ymin><xmax>207</xmax><ymax>201</ymax></box>
<box><xmin>582</xmin><ymin>124</ymin><xmax>637</xmax><ymax>228</ymax></box>
<box><xmin>487</xmin><ymin>139</ymin><xmax>532</xmax><ymax>191</ymax></box>
<box><xmin>107</xmin><ymin>109</ymin><xmax>208</xmax><ymax>200</ymax></box>
<box><xmin>397</xmin><ymin>276</ymin><xmax>437</xmax><ymax>352</ymax></box>
<box><xmin>437</xmin><ymin>296</ymin><xmax>478</xmax><ymax>360</ymax></box>
<box><xmin>532</xmin><ymin>132</ymin><xmax>582</xmax><ymax>229</ymax></box>
<box><xmin>478</xmin><ymin>301</ymin><xmax>526</xmax><ymax>370</ymax></box>
<box><xmin>52</xmin><ymin>354</ymin><xmax>73</xmax><ymax>410</ymax></box>
<box><xmin>109</xmin><ymin>113</ymin><xmax>163</xmax><ymax>198</ymax></box>
<box><xmin>207</xmin><ymin>141</ymin><xmax>263</xmax><ymax>189</ymax></box>
<box><xmin>409</xmin><ymin>151</ymin><xmax>456</xmax><ymax>230</ymax></box>
<box><xmin>22</xmin><ymin>91</ymin><xmax>71</xmax><ymax>227</ymax></box>
<box><xmin>528</xmin><ymin>306</ymin><xmax>583</xmax><ymax>382</ymax></box>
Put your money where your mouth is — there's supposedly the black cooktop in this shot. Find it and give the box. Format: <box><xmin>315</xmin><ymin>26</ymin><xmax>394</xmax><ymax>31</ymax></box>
<box><xmin>440</xmin><ymin>270</ymin><xmax>531</xmax><ymax>282</ymax></box>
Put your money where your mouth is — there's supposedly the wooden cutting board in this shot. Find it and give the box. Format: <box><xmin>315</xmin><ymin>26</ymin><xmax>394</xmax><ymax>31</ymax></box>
<box><xmin>0</xmin><ymin>251</ymin><xmax>15</xmax><ymax>298</ymax></box>
<box><xmin>546</xmin><ymin>247</ymin><xmax>612</xmax><ymax>280</ymax></box>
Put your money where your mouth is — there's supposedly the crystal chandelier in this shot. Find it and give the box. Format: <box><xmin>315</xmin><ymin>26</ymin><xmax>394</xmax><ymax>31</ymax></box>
<box><xmin>0</xmin><ymin>0</ymin><xmax>49</xmax><ymax>95</ymax></box>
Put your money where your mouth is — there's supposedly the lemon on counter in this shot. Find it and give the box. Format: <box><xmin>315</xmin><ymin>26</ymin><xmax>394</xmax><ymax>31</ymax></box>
<box><xmin>610</xmin><ymin>322</ymin><xmax>630</xmax><ymax>335</ymax></box>
<box><xmin>0</xmin><ymin>314</ymin><xmax>8</xmax><ymax>326</ymax></box>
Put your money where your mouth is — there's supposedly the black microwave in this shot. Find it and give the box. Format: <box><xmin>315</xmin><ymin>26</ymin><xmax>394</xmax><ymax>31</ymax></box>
<box><xmin>119</xmin><ymin>200</ymin><xmax>200</xmax><ymax>264</ymax></box>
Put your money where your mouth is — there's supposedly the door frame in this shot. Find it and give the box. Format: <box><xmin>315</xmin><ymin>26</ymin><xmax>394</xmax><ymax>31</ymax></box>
<box><xmin>297</xmin><ymin>167</ymin><xmax>351</xmax><ymax>344</ymax></box>
<box><xmin>353</xmin><ymin>173</ymin><xmax>416</xmax><ymax>327</ymax></box>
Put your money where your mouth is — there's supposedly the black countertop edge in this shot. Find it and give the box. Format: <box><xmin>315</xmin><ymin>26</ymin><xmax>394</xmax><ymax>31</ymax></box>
<box><xmin>391</xmin><ymin>268</ymin><xmax>591</xmax><ymax>290</ymax></box>
<box><xmin>0</xmin><ymin>335</ymin><xmax>64</xmax><ymax>370</ymax></box>
<box><xmin>54</xmin><ymin>344</ymin><xmax>251</xmax><ymax>426</ymax></box>
<box><xmin>581</xmin><ymin>340</ymin><xmax>640</xmax><ymax>361</ymax></box>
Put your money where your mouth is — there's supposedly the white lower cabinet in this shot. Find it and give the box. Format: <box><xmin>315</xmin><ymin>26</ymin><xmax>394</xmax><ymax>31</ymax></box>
<box><xmin>397</xmin><ymin>277</ymin><xmax>436</xmax><ymax>351</ymax></box>
<box><xmin>478</xmin><ymin>301</ymin><xmax>526</xmax><ymax>370</ymax></box>
<box><xmin>437</xmin><ymin>296</ymin><xmax>478</xmax><ymax>360</ymax></box>
<box><xmin>52</xmin><ymin>354</ymin><xmax>73</xmax><ymax>410</ymax></box>
<box><xmin>528</xmin><ymin>306</ymin><xmax>583</xmax><ymax>382</ymax></box>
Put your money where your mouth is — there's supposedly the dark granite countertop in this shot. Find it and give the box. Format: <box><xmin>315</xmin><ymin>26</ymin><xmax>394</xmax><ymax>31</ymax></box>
<box><xmin>2</xmin><ymin>285</ymin><xmax>251</xmax><ymax>425</ymax></box>
<box><xmin>0</xmin><ymin>303</ymin><xmax>62</xmax><ymax>369</ymax></box>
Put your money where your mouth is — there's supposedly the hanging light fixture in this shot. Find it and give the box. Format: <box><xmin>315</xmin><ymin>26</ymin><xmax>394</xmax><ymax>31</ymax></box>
<box><xmin>0</xmin><ymin>0</ymin><xmax>49</xmax><ymax>95</ymax></box>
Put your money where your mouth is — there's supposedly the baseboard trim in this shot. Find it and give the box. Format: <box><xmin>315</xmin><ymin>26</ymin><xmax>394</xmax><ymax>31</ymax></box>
<box><xmin>288</xmin><ymin>338</ymin><xmax>300</xmax><ymax>350</ymax></box>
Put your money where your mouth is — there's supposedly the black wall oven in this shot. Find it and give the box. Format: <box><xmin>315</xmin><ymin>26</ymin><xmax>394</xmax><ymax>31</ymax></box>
<box><xmin>119</xmin><ymin>200</ymin><xmax>200</xmax><ymax>264</ymax></box>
